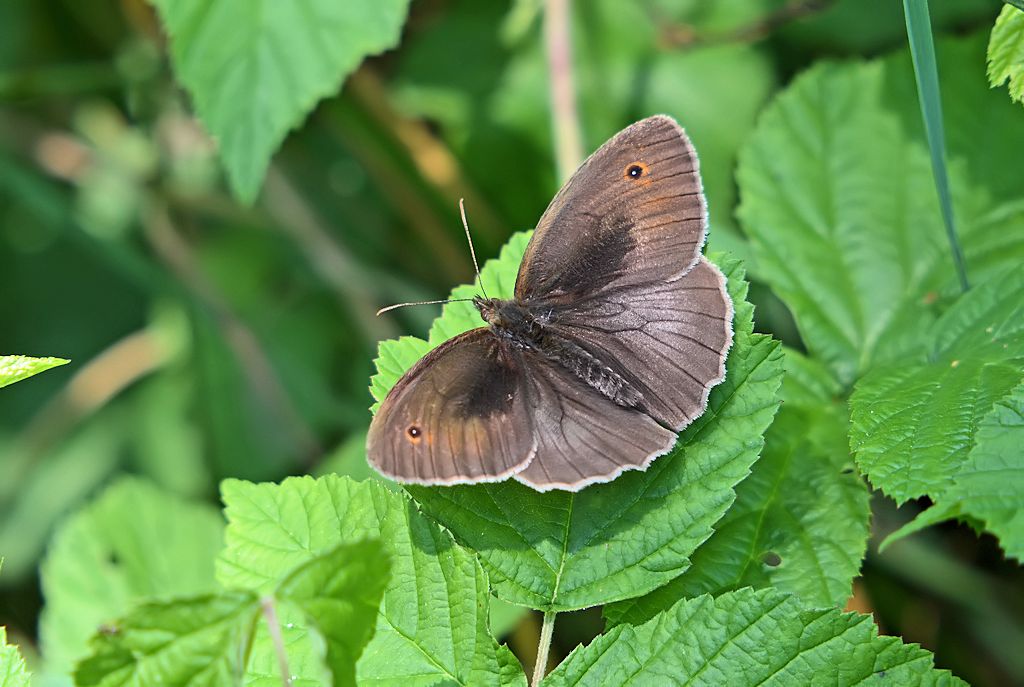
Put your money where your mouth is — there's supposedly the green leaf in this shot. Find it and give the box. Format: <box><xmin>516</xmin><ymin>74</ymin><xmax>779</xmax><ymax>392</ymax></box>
<box><xmin>544</xmin><ymin>588</ymin><xmax>965</xmax><ymax>686</ymax></box>
<box><xmin>737</xmin><ymin>59</ymin><xmax>1024</xmax><ymax>388</ymax></box>
<box><xmin>605</xmin><ymin>349</ymin><xmax>869</xmax><ymax>626</ymax></box>
<box><xmin>370</xmin><ymin>234</ymin><xmax>783</xmax><ymax>611</ymax></box>
<box><xmin>217</xmin><ymin>476</ymin><xmax>526</xmax><ymax>686</ymax></box>
<box><xmin>0</xmin><ymin>354</ymin><xmax>68</xmax><ymax>389</ymax></box>
<box><xmin>0</xmin><ymin>628</ymin><xmax>30</xmax><ymax>687</ymax></box>
<box><xmin>989</xmin><ymin>5</ymin><xmax>1024</xmax><ymax>105</ymax></box>
<box><xmin>148</xmin><ymin>0</ymin><xmax>412</xmax><ymax>202</ymax></box>
<box><xmin>276</xmin><ymin>539</ymin><xmax>390</xmax><ymax>687</ymax></box>
<box><xmin>882</xmin><ymin>382</ymin><xmax>1024</xmax><ymax>561</ymax></box>
<box><xmin>40</xmin><ymin>477</ymin><xmax>224</xmax><ymax>678</ymax></box>
<box><xmin>74</xmin><ymin>592</ymin><xmax>259</xmax><ymax>687</ymax></box>
<box><xmin>850</xmin><ymin>267</ymin><xmax>1024</xmax><ymax>505</ymax></box>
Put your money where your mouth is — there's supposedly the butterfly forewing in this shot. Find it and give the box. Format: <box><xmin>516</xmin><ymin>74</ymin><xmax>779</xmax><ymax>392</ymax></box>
<box><xmin>367</xmin><ymin>329</ymin><xmax>536</xmax><ymax>485</ymax></box>
<box><xmin>515</xmin><ymin>115</ymin><xmax>706</xmax><ymax>305</ymax></box>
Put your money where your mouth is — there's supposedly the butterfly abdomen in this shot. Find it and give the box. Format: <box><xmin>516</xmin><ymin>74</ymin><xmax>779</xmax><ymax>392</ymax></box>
<box><xmin>540</xmin><ymin>336</ymin><xmax>643</xmax><ymax>408</ymax></box>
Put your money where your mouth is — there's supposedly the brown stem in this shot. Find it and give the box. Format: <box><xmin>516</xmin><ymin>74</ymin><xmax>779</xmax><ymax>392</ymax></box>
<box><xmin>544</xmin><ymin>0</ymin><xmax>584</xmax><ymax>182</ymax></box>
<box><xmin>260</xmin><ymin>597</ymin><xmax>293</xmax><ymax>687</ymax></box>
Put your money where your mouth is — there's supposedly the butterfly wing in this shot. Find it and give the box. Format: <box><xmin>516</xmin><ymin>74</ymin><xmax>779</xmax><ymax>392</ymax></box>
<box><xmin>514</xmin><ymin>114</ymin><xmax>732</xmax><ymax>434</ymax></box>
<box><xmin>514</xmin><ymin>348</ymin><xmax>677</xmax><ymax>491</ymax></box>
<box><xmin>515</xmin><ymin>115</ymin><xmax>707</xmax><ymax>304</ymax></box>
<box><xmin>547</xmin><ymin>256</ymin><xmax>732</xmax><ymax>431</ymax></box>
<box><xmin>367</xmin><ymin>329</ymin><xmax>536</xmax><ymax>485</ymax></box>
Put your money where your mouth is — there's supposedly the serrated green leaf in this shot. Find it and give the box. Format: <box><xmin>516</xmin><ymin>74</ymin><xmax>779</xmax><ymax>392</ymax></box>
<box><xmin>40</xmin><ymin>477</ymin><xmax>224</xmax><ymax>678</ymax></box>
<box><xmin>276</xmin><ymin>539</ymin><xmax>390</xmax><ymax>687</ymax></box>
<box><xmin>737</xmin><ymin>59</ymin><xmax>1024</xmax><ymax>388</ymax></box>
<box><xmin>74</xmin><ymin>592</ymin><xmax>259</xmax><ymax>687</ymax></box>
<box><xmin>605</xmin><ymin>349</ymin><xmax>869</xmax><ymax>625</ymax></box>
<box><xmin>544</xmin><ymin>588</ymin><xmax>965</xmax><ymax>686</ymax></box>
<box><xmin>0</xmin><ymin>355</ymin><xmax>68</xmax><ymax>389</ymax></box>
<box><xmin>217</xmin><ymin>476</ymin><xmax>526</xmax><ymax>686</ymax></box>
<box><xmin>0</xmin><ymin>628</ymin><xmax>30</xmax><ymax>687</ymax></box>
<box><xmin>882</xmin><ymin>382</ymin><xmax>1024</xmax><ymax>561</ymax></box>
<box><xmin>989</xmin><ymin>5</ymin><xmax>1024</xmax><ymax>105</ymax></box>
<box><xmin>148</xmin><ymin>0</ymin><xmax>412</xmax><ymax>202</ymax></box>
<box><xmin>850</xmin><ymin>267</ymin><xmax>1024</xmax><ymax>505</ymax></box>
<box><xmin>370</xmin><ymin>234</ymin><xmax>783</xmax><ymax>611</ymax></box>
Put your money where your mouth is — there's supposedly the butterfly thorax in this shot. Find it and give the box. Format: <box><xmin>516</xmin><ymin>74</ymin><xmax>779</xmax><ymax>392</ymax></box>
<box><xmin>474</xmin><ymin>296</ymin><xmax>644</xmax><ymax>409</ymax></box>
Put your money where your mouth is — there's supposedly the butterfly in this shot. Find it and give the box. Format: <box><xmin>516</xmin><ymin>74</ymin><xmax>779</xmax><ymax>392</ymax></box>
<box><xmin>367</xmin><ymin>115</ymin><xmax>733</xmax><ymax>492</ymax></box>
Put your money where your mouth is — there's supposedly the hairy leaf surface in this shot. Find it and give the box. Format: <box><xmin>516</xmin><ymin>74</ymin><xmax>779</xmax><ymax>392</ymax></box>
<box><xmin>545</xmin><ymin>589</ymin><xmax>964</xmax><ymax>686</ymax></box>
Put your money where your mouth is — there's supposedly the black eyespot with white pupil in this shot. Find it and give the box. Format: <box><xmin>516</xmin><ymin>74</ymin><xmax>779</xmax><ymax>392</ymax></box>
<box><xmin>625</xmin><ymin>162</ymin><xmax>648</xmax><ymax>180</ymax></box>
<box><xmin>407</xmin><ymin>426</ymin><xmax>421</xmax><ymax>439</ymax></box>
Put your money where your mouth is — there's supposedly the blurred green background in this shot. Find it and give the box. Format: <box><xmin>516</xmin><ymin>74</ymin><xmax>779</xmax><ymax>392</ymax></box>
<box><xmin>1</xmin><ymin>1</ymin><xmax>1022</xmax><ymax>685</ymax></box>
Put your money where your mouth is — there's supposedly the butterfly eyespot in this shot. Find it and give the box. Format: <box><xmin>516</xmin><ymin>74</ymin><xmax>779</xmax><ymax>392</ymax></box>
<box><xmin>406</xmin><ymin>425</ymin><xmax>422</xmax><ymax>442</ymax></box>
<box><xmin>624</xmin><ymin>162</ymin><xmax>648</xmax><ymax>180</ymax></box>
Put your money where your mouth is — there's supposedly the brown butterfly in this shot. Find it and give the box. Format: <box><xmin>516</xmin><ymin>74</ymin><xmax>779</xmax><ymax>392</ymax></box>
<box><xmin>367</xmin><ymin>115</ymin><xmax>733</xmax><ymax>491</ymax></box>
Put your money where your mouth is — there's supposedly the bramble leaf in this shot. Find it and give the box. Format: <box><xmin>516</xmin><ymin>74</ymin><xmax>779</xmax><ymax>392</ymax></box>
<box><xmin>370</xmin><ymin>234</ymin><xmax>783</xmax><ymax>611</ymax></box>
<box><xmin>148</xmin><ymin>0</ymin><xmax>412</xmax><ymax>202</ymax></box>
<box><xmin>737</xmin><ymin>59</ymin><xmax>1024</xmax><ymax>388</ymax></box>
<box><xmin>880</xmin><ymin>382</ymin><xmax>1024</xmax><ymax>561</ymax></box>
<box><xmin>545</xmin><ymin>588</ymin><xmax>965</xmax><ymax>686</ymax></box>
<box><xmin>605</xmin><ymin>349</ymin><xmax>869</xmax><ymax>625</ymax></box>
<box><xmin>275</xmin><ymin>539</ymin><xmax>390</xmax><ymax>687</ymax></box>
<box><xmin>40</xmin><ymin>478</ymin><xmax>224</xmax><ymax>678</ymax></box>
<box><xmin>74</xmin><ymin>592</ymin><xmax>259</xmax><ymax>687</ymax></box>
<box><xmin>217</xmin><ymin>476</ymin><xmax>526</xmax><ymax>685</ymax></box>
<box><xmin>988</xmin><ymin>5</ymin><xmax>1024</xmax><ymax>106</ymax></box>
<box><xmin>850</xmin><ymin>267</ymin><xmax>1024</xmax><ymax>506</ymax></box>
<box><xmin>0</xmin><ymin>628</ymin><xmax>30</xmax><ymax>687</ymax></box>
<box><xmin>73</xmin><ymin>539</ymin><xmax>392</xmax><ymax>687</ymax></box>
<box><xmin>0</xmin><ymin>355</ymin><xmax>68</xmax><ymax>389</ymax></box>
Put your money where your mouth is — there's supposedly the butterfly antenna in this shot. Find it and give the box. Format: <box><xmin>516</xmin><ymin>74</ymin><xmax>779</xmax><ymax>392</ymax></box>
<box><xmin>376</xmin><ymin>298</ymin><xmax>476</xmax><ymax>317</ymax></box>
<box><xmin>459</xmin><ymin>198</ymin><xmax>489</xmax><ymax>299</ymax></box>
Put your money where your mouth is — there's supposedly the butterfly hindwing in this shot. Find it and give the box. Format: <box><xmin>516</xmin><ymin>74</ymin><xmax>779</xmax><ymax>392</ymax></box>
<box><xmin>514</xmin><ymin>349</ymin><xmax>677</xmax><ymax>491</ymax></box>
<box><xmin>367</xmin><ymin>329</ymin><xmax>536</xmax><ymax>484</ymax></box>
<box><xmin>547</xmin><ymin>256</ymin><xmax>733</xmax><ymax>431</ymax></box>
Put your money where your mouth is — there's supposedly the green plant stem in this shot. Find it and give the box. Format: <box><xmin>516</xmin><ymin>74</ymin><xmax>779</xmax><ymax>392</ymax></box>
<box><xmin>544</xmin><ymin>0</ymin><xmax>583</xmax><ymax>182</ymax></box>
<box><xmin>532</xmin><ymin>611</ymin><xmax>557</xmax><ymax>686</ymax></box>
<box><xmin>260</xmin><ymin>597</ymin><xmax>293</xmax><ymax>687</ymax></box>
<box><xmin>902</xmin><ymin>0</ymin><xmax>969</xmax><ymax>292</ymax></box>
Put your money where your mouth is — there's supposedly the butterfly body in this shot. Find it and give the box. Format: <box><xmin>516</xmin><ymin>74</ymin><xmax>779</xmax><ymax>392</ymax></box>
<box><xmin>475</xmin><ymin>296</ymin><xmax>645</xmax><ymax>409</ymax></box>
<box><xmin>368</xmin><ymin>115</ymin><xmax>734</xmax><ymax>491</ymax></box>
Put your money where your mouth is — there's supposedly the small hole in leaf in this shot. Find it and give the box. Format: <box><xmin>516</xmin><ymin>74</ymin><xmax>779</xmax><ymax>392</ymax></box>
<box><xmin>762</xmin><ymin>551</ymin><xmax>782</xmax><ymax>567</ymax></box>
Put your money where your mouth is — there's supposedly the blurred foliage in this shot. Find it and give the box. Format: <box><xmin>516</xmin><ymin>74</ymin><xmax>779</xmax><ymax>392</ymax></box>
<box><xmin>1</xmin><ymin>1</ymin><xmax>1023</xmax><ymax>686</ymax></box>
